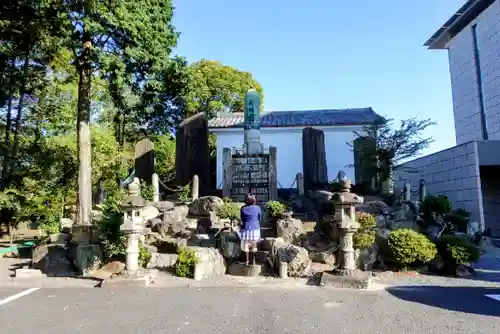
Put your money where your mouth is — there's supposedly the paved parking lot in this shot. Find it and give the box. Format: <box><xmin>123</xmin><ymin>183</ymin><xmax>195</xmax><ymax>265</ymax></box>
<box><xmin>0</xmin><ymin>286</ymin><xmax>499</xmax><ymax>333</ymax></box>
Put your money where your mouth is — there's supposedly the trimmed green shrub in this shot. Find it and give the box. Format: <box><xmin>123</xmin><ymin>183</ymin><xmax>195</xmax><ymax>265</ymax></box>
<box><xmin>357</xmin><ymin>212</ymin><xmax>377</xmax><ymax>230</ymax></box>
<box><xmin>419</xmin><ymin>195</ymin><xmax>452</xmax><ymax>218</ymax></box>
<box><xmin>216</xmin><ymin>202</ymin><xmax>241</xmax><ymax>221</ymax></box>
<box><xmin>266</xmin><ymin>200</ymin><xmax>286</xmax><ymax>218</ymax></box>
<box><xmin>388</xmin><ymin>229</ymin><xmax>437</xmax><ymax>267</ymax></box>
<box><xmin>436</xmin><ymin>235</ymin><xmax>480</xmax><ymax>265</ymax></box>
<box><xmin>139</xmin><ymin>242</ymin><xmax>152</xmax><ymax>268</ymax></box>
<box><xmin>354</xmin><ymin>231</ymin><xmax>376</xmax><ymax>251</ymax></box>
<box><xmin>354</xmin><ymin>212</ymin><xmax>377</xmax><ymax>251</ymax></box>
<box><xmin>174</xmin><ymin>247</ymin><xmax>198</xmax><ymax>278</ymax></box>
<box><xmin>444</xmin><ymin>209</ymin><xmax>470</xmax><ymax>233</ymax></box>
<box><xmin>178</xmin><ymin>184</ymin><xmax>191</xmax><ymax>202</ymax></box>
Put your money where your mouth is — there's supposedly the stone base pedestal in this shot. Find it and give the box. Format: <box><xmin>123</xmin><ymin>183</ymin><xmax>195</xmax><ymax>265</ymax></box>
<box><xmin>100</xmin><ymin>269</ymin><xmax>158</xmax><ymax>287</ymax></box>
<box><xmin>227</xmin><ymin>262</ymin><xmax>263</xmax><ymax>277</ymax></box>
<box><xmin>71</xmin><ymin>225</ymin><xmax>99</xmax><ymax>244</ymax></box>
<box><xmin>320</xmin><ymin>270</ymin><xmax>372</xmax><ymax>289</ymax></box>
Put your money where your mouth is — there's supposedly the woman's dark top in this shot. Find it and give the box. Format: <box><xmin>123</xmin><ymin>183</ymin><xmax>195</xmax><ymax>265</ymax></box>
<box><xmin>240</xmin><ymin>204</ymin><xmax>261</xmax><ymax>231</ymax></box>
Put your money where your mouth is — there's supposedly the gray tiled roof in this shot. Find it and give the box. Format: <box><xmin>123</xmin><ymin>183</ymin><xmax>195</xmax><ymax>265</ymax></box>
<box><xmin>208</xmin><ymin>107</ymin><xmax>383</xmax><ymax>128</ymax></box>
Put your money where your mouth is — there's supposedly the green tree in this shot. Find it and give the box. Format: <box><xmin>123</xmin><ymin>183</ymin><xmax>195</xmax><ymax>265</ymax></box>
<box><xmin>353</xmin><ymin>117</ymin><xmax>435</xmax><ymax>187</ymax></box>
<box><xmin>44</xmin><ymin>0</ymin><xmax>183</xmax><ymax>224</ymax></box>
<box><xmin>186</xmin><ymin>59</ymin><xmax>264</xmax><ymax>118</ymax></box>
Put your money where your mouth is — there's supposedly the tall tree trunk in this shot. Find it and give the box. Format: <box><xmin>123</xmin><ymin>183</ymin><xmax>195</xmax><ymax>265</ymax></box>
<box><xmin>11</xmin><ymin>53</ymin><xmax>30</xmax><ymax>174</ymax></box>
<box><xmin>76</xmin><ymin>35</ymin><xmax>93</xmax><ymax>226</ymax></box>
<box><xmin>1</xmin><ymin>58</ymin><xmax>15</xmax><ymax>189</ymax></box>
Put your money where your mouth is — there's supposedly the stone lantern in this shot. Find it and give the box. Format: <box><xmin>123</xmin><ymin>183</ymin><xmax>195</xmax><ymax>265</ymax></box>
<box><xmin>332</xmin><ymin>178</ymin><xmax>364</xmax><ymax>276</ymax></box>
<box><xmin>120</xmin><ymin>177</ymin><xmax>147</xmax><ymax>273</ymax></box>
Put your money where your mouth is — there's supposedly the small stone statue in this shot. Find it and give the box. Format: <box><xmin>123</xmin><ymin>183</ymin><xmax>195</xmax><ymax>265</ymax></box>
<box><xmin>336</xmin><ymin>170</ymin><xmax>346</xmax><ymax>182</ymax></box>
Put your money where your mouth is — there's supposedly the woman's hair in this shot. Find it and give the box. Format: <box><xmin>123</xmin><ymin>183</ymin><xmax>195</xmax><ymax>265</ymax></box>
<box><xmin>245</xmin><ymin>193</ymin><xmax>256</xmax><ymax>205</ymax></box>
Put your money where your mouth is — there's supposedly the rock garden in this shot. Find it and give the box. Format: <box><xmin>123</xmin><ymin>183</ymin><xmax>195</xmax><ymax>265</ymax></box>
<box><xmin>2</xmin><ymin>173</ymin><xmax>493</xmax><ymax>289</ymax></box>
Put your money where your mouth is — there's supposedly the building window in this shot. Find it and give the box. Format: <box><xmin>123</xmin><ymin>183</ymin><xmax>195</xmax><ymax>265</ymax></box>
<box><xmin>472</xmin><ymin>24</ymin><xmax>489</xmax><ymax>140</ymax></box>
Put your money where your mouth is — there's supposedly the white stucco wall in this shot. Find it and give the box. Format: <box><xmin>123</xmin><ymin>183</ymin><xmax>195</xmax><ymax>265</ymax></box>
<box><xmin>211</xmin><ymin>126</ymin><xmax>361</xmax><ymax>189</ymax></box>
<box><xmin>447</xmin><ymin>0</ymin><xmax>500</xmax><ymax>144</ymax></box>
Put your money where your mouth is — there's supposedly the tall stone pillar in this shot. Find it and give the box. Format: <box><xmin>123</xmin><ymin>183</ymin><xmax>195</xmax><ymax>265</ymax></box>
<box><xmin>222</xmin><ymin>148</ymin><xmax>232</xmax><ymax>198</ymax></box>
<box><xmin>269</xmin><ymin>146</ymin><xmax>278</xmax><ymax>201</ymax></box>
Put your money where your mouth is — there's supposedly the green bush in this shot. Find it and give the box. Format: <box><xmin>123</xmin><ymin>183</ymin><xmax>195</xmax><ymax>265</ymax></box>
<box><xmin>420</xmin><ymin>195</ymin><xmax>452</xmax><ymax>218</ymax></box>
<box><xmin>178</xmin><ymin>184</ymin><xmax>191</xmax><ymax>202</ymax></box>
<box><xmin>139</xmin><ymin>242</ymin><xmax>152</xmax><ymax>268</ymax></box>
<box><xmin>354</xmin><ymin>231</ymin><xmax>376</xmax><ymax>251</ymax></box>
<box><xmin>436</xmin><ymin>235</ymin><xmax>479</xmax><ymax>265</ymax></box>
<box><xmin>98</xmin><ymin>190</ymin><xmax>126</xmax><ymax>261</ymax></box>
<box><xmin>140</xmin><ymin>181</ymin><xmax>156</xmax><ymax>202</ymax></box>
<box><xmin>174</xmin><ymin>247</ymin><xmax>198</xmax><ymax>278</ymax></box>
<box><xmin>354</xmin><ymin>212</ymin><xmax>377</xmax><ymax>250</ymax></box>
<box><xmin>444</xmin><ymin>209</ymin><xmax>470</xmax><ymax>233</ymax></box>
<box><xmin>216</xmin><ymin>202</ymin><xmax>240</xmax><ymax>221</ymax></box>
<box><xmin>266</xmin><ymin>200</ymin><xmax>286</xmax><ymax>218</ymax></box>
<box><xmin>388</xmin><ymin>229</ymin><xmax>437</xmax><ymax>267</ymax></box>
<box><xmin>222</xmin><ymin>197</ymin><xmax>233</xmax><ymax>203</ymax></box>
<box><xmin>357</xmin><ymin>212</ymin><xmax>377</xmax><ymax>230</ymax></box>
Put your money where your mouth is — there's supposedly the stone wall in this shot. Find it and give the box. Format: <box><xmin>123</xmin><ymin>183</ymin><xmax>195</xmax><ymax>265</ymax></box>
<box><xmin>479</xmin><ymin>165</ymin><xmax>500</xmax><ymax>236</ymax></box>
<box><xmin>394</xmin><ymin>141</ymin><xmax>484</xmax><ymax>225</ymax></box>
<box><xmin>447</xmin><ymin>0</ymin><xmax>500</xmax><ymax>144</ymax></box>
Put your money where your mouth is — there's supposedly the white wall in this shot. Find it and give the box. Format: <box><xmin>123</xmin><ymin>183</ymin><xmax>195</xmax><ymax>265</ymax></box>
<box><xmin>447</xmin><ymin>1</ymin><xmax>500</xmax><ymax>144</ymax></box>
<box><xmin>211</xmin><ymin>126</ymin><xmax>360</xmax><ymax>190</ymax></box>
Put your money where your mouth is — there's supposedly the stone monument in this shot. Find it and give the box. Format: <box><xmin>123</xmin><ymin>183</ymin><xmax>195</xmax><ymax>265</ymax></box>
<box><xmin>222</xmin><ymin>89</ymin><xmax>277</xmax><ymax>203</ymax></box>
<box><xmin>134</xmin><ymin>138</ymin><xmax>160</xmax><ymax>202</ymax></box>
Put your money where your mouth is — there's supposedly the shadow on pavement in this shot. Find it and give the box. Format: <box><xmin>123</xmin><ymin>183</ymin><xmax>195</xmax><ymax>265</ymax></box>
<box><xmin>387</xmin><ymin>285</ymin><xmax>500</xmax><ymax>317</ymax></box>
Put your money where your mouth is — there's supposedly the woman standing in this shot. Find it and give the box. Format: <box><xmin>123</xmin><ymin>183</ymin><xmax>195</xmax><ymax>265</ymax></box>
<box><xmin>239</xmin><ymin>193</ymin><xmax>262</xmax><ymax>265</ymax></box>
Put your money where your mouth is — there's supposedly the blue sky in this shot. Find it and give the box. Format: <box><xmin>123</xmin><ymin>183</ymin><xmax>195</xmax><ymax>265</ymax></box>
<box><xmin>172</xmin><ymin>0</ymin><xmax>466</xmax><ymax>156</ymax></box>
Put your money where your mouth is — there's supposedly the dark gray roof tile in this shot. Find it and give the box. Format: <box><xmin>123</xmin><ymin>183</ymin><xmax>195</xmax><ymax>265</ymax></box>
<box><xmin>208</xmin><ymin>108</ymin><xmax>383</xmax><ymax>128</ymax></box>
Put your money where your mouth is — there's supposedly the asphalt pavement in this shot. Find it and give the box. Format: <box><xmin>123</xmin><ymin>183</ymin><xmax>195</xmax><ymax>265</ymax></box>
<box><xmin>0</xmin><ymin>286</ymin><xmax>499</xmax><ymax>333</ymax></box>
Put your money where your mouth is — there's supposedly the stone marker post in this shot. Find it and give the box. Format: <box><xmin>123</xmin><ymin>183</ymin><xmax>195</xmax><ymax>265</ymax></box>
<box><xmin>192</xmin><ymin>174</ymin><xmax>200</xmax><ymax>201</ymax></box>
<box><xmin>333</xmin><ymin>178</ymin><xmax>364</xmax><ymax>275</ymax></box>
<box><xmin>296</xmin><ymin>173</ymin><xmax>304</xmax><ymax>196</ymax></box>
<box><xmin>403</xmin><ymin>180</ymin><xmax>411</xmax><ymax>202</ymax></box>
<box><xmin>152</xmin><ymin>173</ymin><xmax>160</xmax><ymax>202</ymax></box>
<box><xmin>419</xmin><ymin>179</ymin><xmax>426</xmax><ymax>203</ymax></box>
<box><xmin>120</xmin><ymin>178</ymin><xmax>147</xmax><ymax>274</ymax></box>
<box><xmin>222</xmin><ymin>148</ymin><xmax>232</xmax><ymax>198</ymax></box>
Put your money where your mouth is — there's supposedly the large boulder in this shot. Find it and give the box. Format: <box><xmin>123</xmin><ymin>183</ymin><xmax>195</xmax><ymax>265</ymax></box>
<box><xmin>141</xmin><ymin>205</ymin><xmax>160</xmax><ymax>222</ymax></box>
<box><xmin>164</xmin><ymin>205</ymin><xmax>189</xmax><ymax>223</ymax></box>
<box><xmin>276</xmin><ymin>244</ymin><xmax>311</xmax><ymax>277</ymax></box>
<box><xmin>276</xmin><ymin>217</ymin><xmax>304</xmax><ymax>244</ymax></box>
<box><xmin>309</xmin><ymin>190</ymin><xmax>334</xmax><ymax>204</ymax></box>
<box><xmin>355</xmin><ymin>243</ymin><xmax>379</xmax><ymax>271</ymax></box>
<box><xmin>356</xmin><ymin>200</ymin><xmax>391</xmax><ymax>216</ymax></box>
<box><xmin>188</xmin><ymin>246</ymin><xmax>227</xmax><ymax>278</ymax></box>
<box><xmin>146</xmin><ymin>253</ymin><xmax>178</xmax><ymax>270</ymax></box>
<box><xmin>152</xmin><ymin>200</ymin><xmax>175</xmax><ymax>212</ymax></box>
<box><xmin>189</xmin><ymin>196</ymin><xmax>224</xmax><ymax>216</ymax></box>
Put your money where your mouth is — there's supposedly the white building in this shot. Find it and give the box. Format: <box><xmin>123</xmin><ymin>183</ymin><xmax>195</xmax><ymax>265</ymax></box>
<box><xmin>396</xmin><ymin>0</ymin><xmax>500</xmax><ymax>236</ymax></box>
<box><xmin>208</xmin><ymin>108</ymin><xmax>382</xmax><ymax>191</ymax></box>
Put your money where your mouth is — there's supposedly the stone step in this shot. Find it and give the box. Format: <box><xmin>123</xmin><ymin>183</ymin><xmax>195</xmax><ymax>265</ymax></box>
<box><xmin>227</xmin><ymin>262</ymin><xmax>264</xmax><ymax>277</ymax></box>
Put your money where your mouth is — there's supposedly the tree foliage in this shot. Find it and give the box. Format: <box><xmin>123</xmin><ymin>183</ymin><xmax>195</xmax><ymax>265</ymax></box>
<box><xmin>0</xmin><ymin>1</ymin><xmax>263</xmax><ymax>241</ymax></box>
<box><xmin>353</xmin><ymin>117</ymin><xmax>435</xmax><ymax>182</ymax></box>
<box><xmin>186</xmin><ymin>59</ymin><xmax>264</xmax><ymax>118</ymax></box>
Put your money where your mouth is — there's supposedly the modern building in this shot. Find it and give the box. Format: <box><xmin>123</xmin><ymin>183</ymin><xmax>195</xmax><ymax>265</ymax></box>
<box><xmin>396</xmin><ymin>0</ymin><xmax>500</xmax><ymax>236</ymax></box>
<box><xmin>208</xmin><ymin>108</ymin><xmax>382</xmax><ymax>191</ymax></box>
